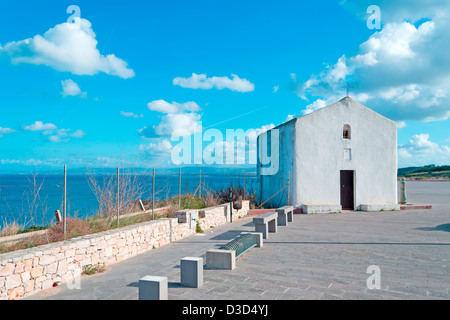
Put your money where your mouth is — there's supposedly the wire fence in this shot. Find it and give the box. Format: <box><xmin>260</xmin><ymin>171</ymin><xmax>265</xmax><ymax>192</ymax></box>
<box><xmin>0</xmin><ymin>167</ymin><xmax>257</xmax><ymax>231</ymax></box>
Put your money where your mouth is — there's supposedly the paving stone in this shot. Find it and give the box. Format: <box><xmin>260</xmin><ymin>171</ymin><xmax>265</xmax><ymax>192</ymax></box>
<box><xmin>320</xmin><ymin>294</ymin><xmax>344</xmax><ymax>300</ymax></box>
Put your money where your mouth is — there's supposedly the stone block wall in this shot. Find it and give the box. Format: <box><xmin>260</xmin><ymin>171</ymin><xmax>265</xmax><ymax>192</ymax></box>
<box><xmin>0</xmin><ymin>201</ymin><xmax>249</xmax><ymax>300</ymax></box>
<box><xmin>174</xmin><ymin>201</ymin><xmax>250</xmax><ymax>232</ymax></box>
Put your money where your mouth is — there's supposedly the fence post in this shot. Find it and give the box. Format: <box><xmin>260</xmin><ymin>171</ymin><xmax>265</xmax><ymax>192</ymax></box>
<box><xmin>244</xmin><ymin>170</ymin><xmax>246</xmax><ymax>200</ymax></box>
<box><xmin>152</xmin><ymin>168</ymin><xmax>155</xmax><ymax>220</ymax></box>
<box><xmin>199</xmin><ymin>169</ymin><xmax>202</xmax><ymax>199</ymax></box>
<box><xmin>63</xmin><ymin>164</ymin><xmax>67</xmax><ymax>238</ymax></box>
<box><xmin>117</xmin><ymin>167</ymin><xmax>120</xmax><ymax>228</ymax></box>
<box><xmin>229</xmin><ymin>187</ymin><xmax>233</xmax><ymax>223</ymax></box>
<box><xmin>179</xmin><ymin>168</ymin><xmax>181</xmax><ymax>209</ymax></box>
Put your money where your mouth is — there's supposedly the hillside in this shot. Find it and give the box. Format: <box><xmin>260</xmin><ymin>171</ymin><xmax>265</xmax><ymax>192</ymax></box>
<box><xmin>398</xmin><ymin>165</ymin><xmax>450</xmax><ymax>181</ymax></box>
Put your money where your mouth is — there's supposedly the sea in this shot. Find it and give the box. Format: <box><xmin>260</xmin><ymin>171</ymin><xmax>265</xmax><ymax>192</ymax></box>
<box><xmin>0</xmin><ymin>171</ymin><xmax>257</xmax><ymax>229</ymax></box>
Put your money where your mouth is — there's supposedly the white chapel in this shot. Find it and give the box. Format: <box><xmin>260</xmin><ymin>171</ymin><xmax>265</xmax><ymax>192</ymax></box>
<box><xmin>257</xmin><ymin>96</ymin><xmax>400</xmax><ymax>213</ymax></box>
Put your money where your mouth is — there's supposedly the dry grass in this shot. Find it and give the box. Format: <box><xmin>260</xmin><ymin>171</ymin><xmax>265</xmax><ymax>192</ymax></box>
<box><xmin>86</xmin><ymin>168</ymin><xmax>154</xmax><ymax>220</ymax></box>
<box><xmin>157</xmin><ymin>203</ymin><xmax>177</xmax><ymax>219</ymax></box>
<box><xmin>46</xmin><ymin>218</ymin><xmax>91</xmax><ymax>242</ymax></box>
<box><xmin>0</xmin><ymin>221</ymin><xmax>21</xmax><ymax>237</ymax></box>
<box><xmin>200</xmin><ymin>185</ymin><xmax>257</xmax><ymax>208</ymax></box>
<box><xmin>86</xmin><ymin>217</ymin><xmax>111</xmax><ymax>234</ymax></box>
<box><xmin>0</xmin><ymin>219</ymin><xmax>90</xmax><ymax>254</ymax></box>
<box><xmin>205</xmin><ymin>193</ymin><xmax>222</xmax><ymax>207</ymax></box>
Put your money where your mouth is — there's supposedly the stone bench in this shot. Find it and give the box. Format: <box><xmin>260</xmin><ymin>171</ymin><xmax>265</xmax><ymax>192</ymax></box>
<box><xmin>276</xmin><ymin>206</ymin><xmax>294</xmax><ymax>226</ymax></box>
<box><xmin>206</xmin><ymin>233</ymin><xmax>263</xmax><ymax>270</ymax></box>
<box><xmin>221</xmin><ymin>233</ymin><xmax>260</xmax><ymax>258</ymax></box>
<box><xmin>253</xmin><ymin>212</ymin><xmax>277</xmax><ymax>239</ymax></box>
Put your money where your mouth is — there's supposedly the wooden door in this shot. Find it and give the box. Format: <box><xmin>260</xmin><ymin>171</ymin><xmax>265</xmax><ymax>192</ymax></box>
<box><xmin>340</xmin><ymin>171</ymin><xmax>354</xmax><ymax>210</ymax></box>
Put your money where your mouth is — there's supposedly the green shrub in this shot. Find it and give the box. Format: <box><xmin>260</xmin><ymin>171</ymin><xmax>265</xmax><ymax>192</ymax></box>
<box><xmin>82</xmin><ymin>263</ymin><xmax>106</xmax><ymax>276</ymax></box>
<box><xmin>170</xmin><ymin>194</ymin><xmax>205</xmax><ymax>210</ymax></box>
<box><xmin>17</xmin><ymin>225</ymin><xmax>48</xmax><ymax>234</ymax></box>
<box><xmin>196</xmin><ymin>220</ymin><xmax>204</xmax><ymax>233</ymax></box>
<box><xmin>82</xmin><ymin>264</ymin><xmax>97</xmax><ymax>275</ymax></box>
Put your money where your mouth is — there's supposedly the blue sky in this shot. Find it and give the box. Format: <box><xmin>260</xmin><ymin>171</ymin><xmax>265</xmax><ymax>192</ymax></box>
<box><xmin>0</xmin><ymin>0</ymin><xmax>449</xmax><ymax>170</ymax></box>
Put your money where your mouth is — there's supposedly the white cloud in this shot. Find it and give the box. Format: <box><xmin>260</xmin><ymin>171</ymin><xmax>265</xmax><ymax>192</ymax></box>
<box><xmin>0</xmin><ymin>158</ymin><xmax>64</xmax><ymax>167</ymax></box>
<box><xmin>139</xmin><ymin>139</ymin><xmax>173</xmax><ymax>154</ymax></box>
<box><xmin>273</xmin><ymin>86</ymin><xmax>280</xmax><ymax>93</ymax></box>
<box><xmin>24</xmin><ymin>121</ymin><xmax>85</xmax><ymax>142</ymax></box>
<box><xmin>0</xmin><ymin>159</ymin><xmax>21</xmax><ymax>165</ymax></box>
<box><xmin>48</xmin><ymin>135</ymin><xmax>65</xmax><ymax>143</ymax></box>
<box><xmin>398</xmin><ymin>133</ymin><xmax>450</xmax><ymax>166</ymax></box>
<box><xmin>285</xmin><ymin>115</ymin><xmax>295</xmax><ymax>122</ymax></box>
<box><xmin>147</xmin><ymin>100</ymin><xmax>200</xmax><ymax>114</ymax></box>
<box><xmin>61</xmin><ymin>79</ymin><xmax>86</xmax><ymax>97</ymax></box>
<box><xmin>120</xmin><ymin>111</ymin><xmax>144</xmax><ymax>118</ymax></box>
<box><xmin>0</xmin><ymin>127</ymin><xmax>15</xmax><ymax>138</ymax></box>
<box><xmin>302</xmin><ymin>99</ymin><xmax>328</xmax><ymax>115</ymax></box>
<box><xmin>0</xmin><ymin>18</ymin><xmax>135</xmax><ymax>79</ymax></box>
<box><xmin>294</xmin><ymin>3</ymin><xmax>450</xmax><ymax>122</ymax></box>
<box><xmin>24</xmin><ymin>121</ymin><xmax>57</xmax><ymax>132</ymax></box>
<box><xmin>71</xmin><ymin>129</ymin><xmax>86</xmax><ymax>138</ymax></box>
<box><xmin>396</xmin><ymin>121</ymin><xmax>407</xmax><ymax>128</ymax></box>
<box><xmin>47</xmin><ymin>129</ymin><xmax>70</xmax><ymax>143</ymax></box>
<box><xmin>142</xmin><ymin>100</ymin><xmax>203</xmax><ymax>138</ymax></box>
<box><xmin>173</xmin><ymin>73</ymin><xmax>255</xmax><ymax>92</ymax></box>
<box><xmin>138</xmin><ymin>138</ymin><xmax>175</xmax><ymax>166</ymax></box>
<box><xmin>404</xmin><ymin>134</ymin><xmax>438</xmax><ymax>150</ymax></box>
<box><xmin>154</xmin><ymin>113</ymin><xmax>202</xmax><ymax>137</ymax></box>
<box><xmin>49</xmin><ymin>128</ymin><xmax>85</xmax><ymax>142</ymax></box>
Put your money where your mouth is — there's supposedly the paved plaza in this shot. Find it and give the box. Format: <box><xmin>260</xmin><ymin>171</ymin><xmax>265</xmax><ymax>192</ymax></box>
<box><xmin>27</xmin><ymin>182</ymin><xmax>449</xmax><ymax>300</ymax></box>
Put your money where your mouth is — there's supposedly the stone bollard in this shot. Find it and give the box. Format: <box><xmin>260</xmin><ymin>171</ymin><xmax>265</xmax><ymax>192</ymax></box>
<box><xmin>181</xmin><ymin>257</ymin><xmax>203</xmax><ymax>288</ymax></box>
<box><xmin>139</xmin><ymin>276</ymin><xmax>168</xmax><ymax>300</ymax></box>
<box><xmin>400</xmin><ymin>178</ymin><xmax>407</xmax><ymax>204</ymax></box>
